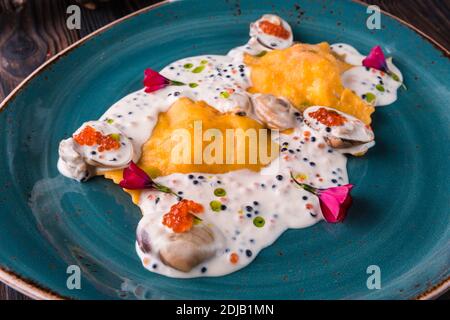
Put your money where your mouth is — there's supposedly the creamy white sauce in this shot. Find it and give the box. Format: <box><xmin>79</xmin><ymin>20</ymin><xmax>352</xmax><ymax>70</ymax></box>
<box><xmin>136</xmin><ymin>125</ymin><xmax>347</xmax><ymax>277</ymax></box>
<box><xmin>57</xmin><ymin>15</ymin><xmax>403</xmax><ymax>278</ymax></box>
<box><xmin>228</xmin><ymin>37</ymin><xmax>269</xmax><ymax>62</ymax></box>
<box><xmin>58</xmin><ymin>55</ymin><xmax>253</xmax><ymax>181</ymax></box>
<box><xmin>331</xmin><ymin>43</ymin><xmax>403</xmax><ymax>106</ymax></box>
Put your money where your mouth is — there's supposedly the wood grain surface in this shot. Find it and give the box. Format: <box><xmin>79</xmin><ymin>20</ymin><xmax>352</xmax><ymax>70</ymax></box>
<box><xmin>0</xmin><ymin>0</ymin><xmax>448</xmax><ymax>300</ymax></box>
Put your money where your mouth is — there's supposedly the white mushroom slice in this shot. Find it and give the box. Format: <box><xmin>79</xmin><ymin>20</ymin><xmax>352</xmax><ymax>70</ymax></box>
<box><xmin>137</xmin><ymin>218</ymin><xmax>224</xmax><ymax>272</ymax></box>
<box><xmin>72</xmin><ymin>121</ymin><xmax>133</xmax><ymax>169</ymax></box>
<box><xmin>252</xmin><ymin>93</ymin><xmax>296</xmax><ymax>130</ymax></box>
<box><xmin>338</xmin><ymin>140</ymin><xmax>376</xmax><ymax>156</ymax></box>
<box><xmin>303</xmin><ymin>106</ymin><xmax>374</xmax><ymax>151</ymax></box>
<box><xmin>250</xmin><ymin>14</ymin><xmax>293</xmax><ymax>50</ymax></box>
<box><xmin>159</xmin><ymin>225</ymin><xmax>219</xmax><ymax>272</ymax></box>
<box><xmin>58</xmin><ymin>138</ymin><xmax>95</xmax><ymax>182</ymax></box>
<box><xmin>137</xmin><ymin>223</ymin><xmax>153</xmax><ymax>254</ymax></box>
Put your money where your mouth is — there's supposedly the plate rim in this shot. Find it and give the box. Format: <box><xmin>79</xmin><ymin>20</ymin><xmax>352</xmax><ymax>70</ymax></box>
<box><xmin>0</xmin><ymin>0</ymin><xmax>448</xmax><ymax>300</ymax></box>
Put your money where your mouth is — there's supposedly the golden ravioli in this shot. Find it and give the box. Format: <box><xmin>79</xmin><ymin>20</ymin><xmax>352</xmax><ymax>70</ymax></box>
<box><xmin>245</xmin><ymin>42</ymin><xmax>374</xmax><ymax>124</ymax></box>
<box><xmin>104</xmin><ymin>98</ymin><xmax>277</xmax><ymax>203</ymax></box>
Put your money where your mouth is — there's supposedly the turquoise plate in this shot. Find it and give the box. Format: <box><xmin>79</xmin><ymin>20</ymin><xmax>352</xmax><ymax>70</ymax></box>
<box><xmin>0</xmin><ymin>0</ymin><xmax>449</xmax><ymax>299</ymax></box>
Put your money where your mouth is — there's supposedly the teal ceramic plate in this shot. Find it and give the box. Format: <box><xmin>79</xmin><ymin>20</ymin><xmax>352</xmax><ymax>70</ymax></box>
<box><xmin>0</xmin><ymin>0</ymin><xmax>449</xmax><ymax>299</ymax></box>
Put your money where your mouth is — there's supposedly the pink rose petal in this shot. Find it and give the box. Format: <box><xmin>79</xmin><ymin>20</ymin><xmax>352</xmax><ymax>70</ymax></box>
<box><xmin>290</xmin><ymin>172</ymin><xmax>354</xmax><ymax>224</ymax></box>
<box><xmin>317</xmin><ymin>184</ymin><xmax>353</xmax><ymax>223</ymax></box>
<box><xmin>119</xmin><ymin>161</ymin><xmax>153</xmax><ymax>190</ymax></box>
<box><xmin>362</xmin><ymin>46</ymin><xmax>389</xmax><ymax>73</ymax></box>
<box><xmin>143</xmin><ymin>68</ymin><xmax>172</xmax><ymax>93</ymax></box>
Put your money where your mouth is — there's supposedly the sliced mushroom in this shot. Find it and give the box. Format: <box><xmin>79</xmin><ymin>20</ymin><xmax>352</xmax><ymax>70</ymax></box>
<box><xmin>58</xmin><ymin>138</ymin><xmax>95</xmax><ymax>181</ymax></box>
<box><xmin>250</xmin><ymin>14</ymin><xmax>293</xmax><ymax>50</ymax></box>
<box><xmin>252</xmin><ymin>94</ymin><xmax>296</xmax><ymax>130</ymax></box>
<box><xmin>340</xmin><ymin>140</ymin><xmax>375</xmax><ymax>156</ymax></box>
<box><xmin>158</xmin><ymin>224</ymin><xmax>217</xmax><ymax>272</ymax></box>
<box><xmin>324</xmin><ymin>136</ymin><xmax>365</xmax><ymax>149</ymax></box>
<box><xmin>137</xmin><ymin>225</ymin><xmax>152</xmax><ymax>254</ymax></box>
<box><xmin>58</xmin><ymin>120</ymin><xmax>135</xmax><ymax>182</ymax></box>
<box><xmin>72</xmin><ymin>121</ymin><xmax>134</xmax><ymax>169</ymax></box>
<box><xmin>303</xmin><ymin>106</ymin><xmax>375</xmax><ymax>154</ymax></box>
<box><xmin>137</xmin><ymin>216</ymin><xmax>223</xmax><ymax>273</ymax></box>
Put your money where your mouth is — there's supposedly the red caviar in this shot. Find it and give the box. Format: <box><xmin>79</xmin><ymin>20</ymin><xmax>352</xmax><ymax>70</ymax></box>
<box><xmin>230</xmin><ymin>252</ymin><xmax>239</xmax><ymax>264</ymax></box>
<box><xmin>162</xmin><ymin>199</ymin><xmax>204</xmax><ymax>233</ymax></box>
<box><xmin>258</xmin><ymin>20</ymin><xmax>290</xmax><ymax>39</ymax></box>
<box><xmin>73</xmin><ymin>125</ymin><xmax>120</xmax><ymax>152</ymax></box>
<box><xmin>308</xmin><ymin>108</ymin><xmax>347</xmax><ymax>127</ymax></box>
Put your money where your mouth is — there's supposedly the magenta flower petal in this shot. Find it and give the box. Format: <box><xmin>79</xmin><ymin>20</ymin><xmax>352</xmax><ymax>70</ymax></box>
<box><xmin>362</xmin><ymin>46</ymin><xmax>389</xmax><ymax>73</ymax></box>
<box><xmin>143</xmin><ymin>68</ymin><xmax>171</xmax><ymax>93</ymax></box>
<box><xmin>143</xmin><ymin>68</ymin><xmax>185</xmax><ymax>93</ymax></box>
<box><xmin>144</xmin><ymin>83</ymin><xmax>170</xmax><ymax>93</ymax></box>
<box><xmin>119</xmin><ymin>162</ymin><xmax>180</xmax><ymax>200</ymax></box>
<box><xmin>119</xmin><ymin>161</ymin><xmax>153</xmax><ymax>190</ymax></box>
<box><xmin>125</xmin><ymin>161</ymin><xmax>150</xmax><ymax>180</ymax></box>
<box><xmin>317</xmin><ymin>184</ymin><xmax>353</xmax><ymax>223</ymax></box>
<box><xmin>290</xmin><ymin>173</ymin><xmax>353</xmax><ymax>224</ymax></box>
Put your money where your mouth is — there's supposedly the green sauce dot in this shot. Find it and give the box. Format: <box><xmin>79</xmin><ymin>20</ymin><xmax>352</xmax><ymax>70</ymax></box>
<box><xmin>375</xmin><ymin>84</ymin><xmax>385</xmax><ymax>92</ymax></box>
<box><xmin>184</xmin><ymin>63</ymin><xmax>193</xmax><ymax>69</ymax></box>
<box><xmin>253</xmin><ymin>216</ymin><xmax>265</xmax><ymax>228</ymax></box>
<box><xmin>192</xmin><ymin>65</ymin><xmax>205</xmax><ymax>73</ymax></box>
<box><xmin>214</xmin><ymin>188</ymin><xmax>226</xmax><ymax>197</ymax></box>
<box><xmin>110</xmin><ymin>133</ymin><xmax>121</xmax><ymax>142</ymax></box>
<box><xmin>106</xmin><ymin>118</ymin><xmax>114</xmax><ymax>124</ymax></box>
<box><xmin>220</xmin><ymin>91</ymin><xmax>230</xmax><ymax>99</ymax></box>
<box><xmin>365</xmin><ymin>92</ymin><xmax>376</xmax><ymax>103</ymax></box>
<box><xmin>389</xmin><ymin>72</ymin><xmax>400</xmax><ymax>82</ymax></box>
<box><xmin>189</xmin><ymin>83</ymin><xmax>199</xmax><ymax>88</ymax></box>
<box><xmin>200</xmin><ymin>60</ymin><xmax>208</xmax><ymax>65</ymax></box>
<box><xmin>210</xmin><ymin>200</ymin><xmax>222</xmax><ymax>212</ymax></box>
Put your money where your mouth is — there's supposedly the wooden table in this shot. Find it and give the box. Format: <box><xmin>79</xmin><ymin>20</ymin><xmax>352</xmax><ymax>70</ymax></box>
<box><xmin>0</xmin><ymin>0</ymin><xmax>448</xmax><ymax>300</ymax></box>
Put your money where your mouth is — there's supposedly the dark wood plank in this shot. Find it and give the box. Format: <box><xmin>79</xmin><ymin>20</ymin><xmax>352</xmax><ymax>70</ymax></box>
<box><xmin>0</xmin><ymin>0</ymin><xmax>448</xmax><ymax>300</ymax></box>
<box><xmin>363</xmin><ymin>0</ymin><xmax>450</xmax><ymax>50</ymax></box>
<box><xmin>0</xmin><ymin>283</ymin><xmax>30</xmax><ymax>300</ymax></box>
<box><xmin>0</xmin><ymin>0</ymin><xmax>160</xmax><ymax>100</ymax></box>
